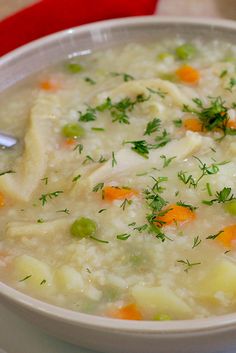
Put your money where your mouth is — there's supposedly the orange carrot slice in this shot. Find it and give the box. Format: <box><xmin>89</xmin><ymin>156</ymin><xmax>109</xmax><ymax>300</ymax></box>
<box><xmin>184</xmin><ymin>118</ymin><xmax>203</xmax><ymax>132</ymax></box>
<box><xmin>103</xmin><ymin>186</ymin><xmax>138</xmax><ymax>201</ymax></box>
<box><xmin>176</xmin><ymin>65</ymin><xmax>200</xmax><ymax>84</ymax></box>
<box><xmin>216</xmin><ymin>224</ymin><xmax>236</xmax><ymax>248</ymax></box>
<box><xmin>40</xmin><ymin>79</ymin><xmax>60</xmax><ymax>91</ymax></box>
<box><xmin>156</xmin><ymin>204</ymin><xmax>195</xmax><ymax>227</ymax></box>
<box><xmin>111</xmin><ymin>304</ymin><xmax>142</xmax><ymax>320</ymax></box>
<box><xmin>0</xmin><ymin>192</ymin><xmax>5</xmax><ymax>207</ymax></box>
<box><xmin>0</xmin><ymin>251</ymin><xmax>8</xmax><ymax>259</ymax></box>
<box><xmin>227</xmin><ymin>120</ymin><xmax>236</xmax><ymax>130</ymax></box>
<box><xmin>61</xmin><ymin>138</ymin><xmax>77</xmax><ymax>149</ymax></box>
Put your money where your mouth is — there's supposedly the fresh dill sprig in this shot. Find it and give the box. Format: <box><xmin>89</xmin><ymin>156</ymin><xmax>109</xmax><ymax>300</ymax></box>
<box><xmin>111</xmin><ymin>151</ymin><xmax>117</xmax><ymax>167</ymax></box>
<box><xmin>160</xmin><ymin>155</ymin><xmax>176</xmax><ymax>168</ymax></box>
<box><xmin>144</xmin><ymin>118</ymin><xmax>161</xmax><ymax>136</ymax></box>
<box><xmin>0</xmin><ymin>170</ymin><xmax>15</xmax><ymax>176</ymax></box>
<box><xmin>192</xmin><ymin>236</ymin><xmax>201</xmax><ymax>249</ymax></box>
<box><xmin>177</xmin><ymin>259</ymin><xmax>201</xmax><ymax>272</ymax></box>
<box><xmin>39</xmin><ymin>191</ymin><xmax>63</xmax><ymax>206</ymax></box>
<box><xmin>182</xmin><ymin>96</ymin><xmax>230</xmax><ymax>136</ymax></box>
<box><xmin>202</xmin><ymin>187</ymin><xmax>235</xmax><ymax>205</ymax></box>
<box><xmin>92</xmin><ymin>182</ymin><xmax>104</xmax><ymax>192</ymax></box>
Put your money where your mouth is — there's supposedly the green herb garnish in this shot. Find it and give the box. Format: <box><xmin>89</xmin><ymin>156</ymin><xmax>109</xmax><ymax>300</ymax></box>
<box><xmin>126</xmin><ymin>140</ymin><xmax>149</xmax><ymax>159</ymax></box>
<box><xmin>153</xmin><ymin>130</ymin><xmax>171</xmax><ymax>148</ymax></box>
<box><xmin>19</xmin><ymin>275</ymin><xmax>32</xmax><ymax>282</ymax></box>
<box><xmin>202</xmin><ymin>187</ymin><xmax>235</xmax><ymax>205</ymax></box>
<box><xmin>91</xmin><ymin>127</ymin><xmax>105</xmax><ymax>132</ymax></box>
<box><xmin>116</xmin><ymin>233</ymin><xmax>131</xmax><ymax>240</ymax></box>
<box><xmin>98</xmin><ymin>208</ymin><xmax>106</xmax><ymax>213</ymax></box>
<box><xmin>41</xmin><ymin>177</ymin><xmax>48</xmax><ymax>185</ymax></box>
<box><xmin>144</xmin><ymin>118</ymin><xmax>161</xmax><ymax>135</ymax></box>
<box><xmin>79</xmin><ymin>106</ymin><xmax>97</xmax><ymax>122</ymax></box>
<box><xmin>73</xmin><ymin>143</ymin><xmax>83</xmax><ymax>153</ymax></box>
<box><xmin>160</xmin><ymin>155</ymin><xmax>176</xmax><ymax>168</ymax></box>
<box><xmin>0</xmin><ymin>170</ymin><xmax>15</xmax><ymax>176</ymax></box>
<box><xmin>82</xmin><ymin>155</ymin><xmax>95</xmax><ymax>165</ymax></box>
<box><xmin>143</xmin><ymin>176</ymin><xmax>169</xmax><ymax>242</ymax></box>
<box><xmin>90</xmin><ymin>235</ymin><xmax>109</xmax><ymax>244</ymax></box>
<box><xmin>220</xmin><ymin>69</ymin><xmax>228</xmax><ymax>78</ymax></box>
<box><xmin>96</xmin><ymin>94</ymin><xmax>150</xmax><ymax>124</ymax></box>
<box><xmin>226</xmin><ymin>78</ymin><xmax>236</xmax><ymax>92</ymax></box>
<box><xmin>111</xmin><ymin>151</ymin><xmax>117</xmax><ymax>167</ymax></box>
<box><xmin>84</xmin><ymin>77</ymin><xmax>96</xmax><ymax>85</ymax></box>
<box><xmin>111</xmin><ymin>72</ymin><xmax>134</xmax><ymax>82</ymax></box>
<box><xmin>192</xmin><ymin>236</ymin><xmax>201</xmax><ymax>249</ymax></box>
<box><xmin>178</xmin><ymin>157</ymin><xmax>227</xmax><ymax>189</ymax></box>
<box><xmin>120</xmin><ymin>198</ymin><xmax>132</xmax><ymax>211</ymax></box>
<box><xmin>72</xmin><ymin>174</ymin><xmax>81</xmax><ymax>182</ymax></box>
<box><xmin>92</xmin><ymin>182</ymin><xmax>104</xmax><ymax>192</ymax></box>
<box><xmin>56</xmin><ymin>208</ymin><xmax>70</xmax><ymax>214</ymax></box>
<box><xmin>173</xmin><ymin>119</ymin><xmax>182</xmax><ymax>127</ymax></box>
<box><xmin>37</xmin><ymin>218</ymin><xmax>44</xmax><ymax>223</ymax></box>
<box><xmin>206</xmin><ymin>230</ymin><xmax>224</xmax><ymax>240</ymax></box>
<box><xmin>146</xmin><ymin>87</ymin><xmax>167</xmax><ymax>99</ymax></box>
<box><xmin>39</xmin><ymin>191</ymin><xmax>63</xmax><ymax>206</ymax></box>
<box><xmin>177</xmin><ymin>259</ymin><xmax>201</xmax><ymax>272</ymax></box>
<box><xmin>206</xmin><ymin>182</ymin><xmax>213</xmax><ymax>196</ymax></box>
<box><xmin>183</xmin><ymin>97</ymin><xmax>230</xmax><ymax>136</ymax></box>
<box><xmin>176</xmin><ymin>201</ymin><xmax>197</xmax><ymax>212</ymax></box>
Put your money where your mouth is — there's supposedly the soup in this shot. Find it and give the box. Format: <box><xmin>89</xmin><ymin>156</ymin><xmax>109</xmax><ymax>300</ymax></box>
<box><xmin>1</xmin><ymin>38</ymin><xmax>236</xmax><ymax>321</ymax></box>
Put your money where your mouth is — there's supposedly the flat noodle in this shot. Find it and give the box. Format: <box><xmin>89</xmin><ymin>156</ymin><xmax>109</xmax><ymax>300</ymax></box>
<box><xmin>92</xmin><ymin>78</ymin><xmax>195</xmax><ymax>107</ymax></box>
<box><xmin>0</xmin><ymin>93</ymin><xmax>60</xmax><ymax>202</ymax></box>
<box><xmin>87</xmin><ymin>131</ymin><xmax>204</xmax><ymax>185</ymax></box>
<box><xmin>6</xmin><ymin>218</ymin><xmax>70</xmax><ymax>238</ymax></box>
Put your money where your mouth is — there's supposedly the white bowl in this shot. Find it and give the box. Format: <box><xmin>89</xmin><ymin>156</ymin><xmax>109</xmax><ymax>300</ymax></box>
<box><xmin>1</xmin><ymin>16</ymin><xmax>236</xmax><ymax>353</ymax></box>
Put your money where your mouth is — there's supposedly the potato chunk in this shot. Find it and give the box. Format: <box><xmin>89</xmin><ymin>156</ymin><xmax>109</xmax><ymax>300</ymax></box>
<box><xmin>131</xmin><ymin>285</ymin><xmax>192</xmax><ymax>319</ymax></box>
<box><xmin>14</xmin><ymin>254</ymin><xmax>53</xmax><ymax>290</ymax></box>
<box><xmin>54</xmin><ymin>265</ymin><xmax>84</xmax><ymax>292</ymax></box>
<box><xmin>199</xmin><ymin>259</ymin><xmax>236</xmax><ymax>300</ymax></box>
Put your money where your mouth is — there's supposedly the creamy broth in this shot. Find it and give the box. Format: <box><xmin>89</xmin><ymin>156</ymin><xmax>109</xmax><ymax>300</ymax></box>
<box><xmin>1</xmin><ymin>39</ymin><xmax>236</xmax><ymax>320</ymax></box>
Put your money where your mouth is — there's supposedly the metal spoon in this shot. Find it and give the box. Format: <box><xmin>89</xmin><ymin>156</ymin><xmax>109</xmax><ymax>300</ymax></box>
<box><xmin>0</xmin><ymin>132</ymin><xmax>17</xmax><ymax>148</ymax></box>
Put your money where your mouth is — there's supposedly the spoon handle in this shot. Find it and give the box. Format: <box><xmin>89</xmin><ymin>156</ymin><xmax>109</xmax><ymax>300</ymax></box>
<box><xmin>0</xmin><ymin>133</ymin><xmax>17</xmax><ymax>148</ymax></box>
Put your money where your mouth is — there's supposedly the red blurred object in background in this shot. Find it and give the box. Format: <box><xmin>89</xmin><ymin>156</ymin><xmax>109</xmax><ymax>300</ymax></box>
<box><xmin>0</xmin><ymin>0</ymin><xmax>158</xmax><ymax>57</ymax></box>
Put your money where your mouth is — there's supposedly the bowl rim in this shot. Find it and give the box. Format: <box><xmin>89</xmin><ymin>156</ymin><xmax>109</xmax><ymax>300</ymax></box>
<box><xmin>1</xmin><ymin>15</ymin><xmax>236</xmax><ymax>334</ymax></box>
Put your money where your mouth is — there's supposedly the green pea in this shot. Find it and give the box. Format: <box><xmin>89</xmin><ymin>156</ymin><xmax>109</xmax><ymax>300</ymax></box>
<box><xmin>70</xmin><ymin>217</ymin><xmax>97</xmax><ymax>239</ymax></box>
<box><xmin>66</xmin><ymin>62</ymin><xmax>83</xmax><ymax>73</ymax></box>
<box><xmin>159</xmin><ymin>73</ymin><xmax>176</xmax><ymax>82</ymax></box>
<box><xmin>175</xmin><ymin>43</ymin><xmax>196</xmax><ymax>60</ymax></box>
<box><xmin>62</xmin><ymin>123</ymin><xmax>85</xmax><ymax>138</ymax></box>
<box><xmin>153</xmin><ymin>313</ymin><xmax>171</xmax><ymax>321</ymax></box>
<box><xmin>103</xmin><ymin>287</ymin><xmax>120</xmax><ymax>302</ymax></box>
<box><xmin>224</xmin><ymin>57</ymin><xmax>236</xmax><ymax>63</ymax></box>
<box><xmin>157</xmin><ymin>52</ymin><xmax>172</xmax><ymax>61</ymax></box>
<box><xmin>224</xmin><ymin>200</ymin><xmax>236</xmax><ymax>215</ymax></box>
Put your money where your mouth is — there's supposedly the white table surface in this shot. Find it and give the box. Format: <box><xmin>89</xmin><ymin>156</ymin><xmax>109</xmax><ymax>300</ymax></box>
<box><xmin>1</xmin><ymin>302</ymin><xmax>236</xmax><ymax>353</ymax></box>
<box><xmin>0</xmin><ymin>303</ymin><xmax>93</xmax><ymax>353</ymax></box>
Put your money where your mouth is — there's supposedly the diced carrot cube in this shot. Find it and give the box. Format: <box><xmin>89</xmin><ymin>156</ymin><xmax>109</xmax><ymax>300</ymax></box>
<box><xmin>156</xmin><ymin>204</ymin><xmax>195</xmax><ymax>227</ymax></box>
<box><xmin>111</xmin><ymin>304</ymin><xmax>142</xmax><ymax>320</ymax></box>
<box><xmin>184</xmin><ymin>118</ymin><xmax>203</xmax><ymax>132</ymax></box>
<box><xmin>176</xmin><ymin>65</ymin><xmax>200</xmax><ymax>84</ymax></box>
<box><xmin>103</xmin><ymin>186</ymin><xmax>138</xmax><ymax>201</ymax></box>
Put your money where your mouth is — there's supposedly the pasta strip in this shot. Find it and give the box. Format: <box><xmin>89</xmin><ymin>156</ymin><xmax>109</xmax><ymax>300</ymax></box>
<box><xmin>88</xmin><ymin>132</ymin><xmax>203</xmax><ymax>184</ymax></box>
<box><xmin>0</xmin><ymin>93</ymin><xmax>60</xmax><ymax>202</ymax></box>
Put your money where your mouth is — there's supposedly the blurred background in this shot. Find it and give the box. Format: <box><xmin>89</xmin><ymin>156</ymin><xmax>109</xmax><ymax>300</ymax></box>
<box><xmin>1</xmin><ymin>0</ymin><xmax>236</xmax><ymax>57</ymax></box>
<box><xmin>1</xmin><ymin>0</ymin><xmax>236</xmax><ymax>21</ymax></box>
